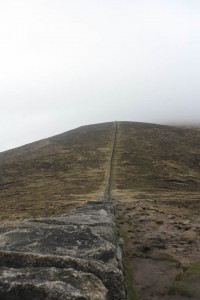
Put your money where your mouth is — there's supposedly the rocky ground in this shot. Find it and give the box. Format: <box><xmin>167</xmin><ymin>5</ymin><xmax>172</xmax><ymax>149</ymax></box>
<box><xmin>112</xmin><ymin>122</ymin><xmax>200</xmax><ymax>299</ymax></box>
<box><xmin>114</xmin><ymin>192</ymin><xmax>200</xmax><ymax>299</ymax></box>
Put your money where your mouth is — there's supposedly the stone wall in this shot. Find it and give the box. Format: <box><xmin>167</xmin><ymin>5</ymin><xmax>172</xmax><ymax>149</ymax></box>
<box><xmin>0</xmin><ymin>198</ymin><xmax>126</xmax><ymax>299</ymax></box>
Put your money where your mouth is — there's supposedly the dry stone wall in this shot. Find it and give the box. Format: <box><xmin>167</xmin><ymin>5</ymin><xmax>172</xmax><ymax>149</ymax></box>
<box><xmin>0</xmin><ymin>198</ymin><xmax>126</xmax><ymax>299</ymax></box>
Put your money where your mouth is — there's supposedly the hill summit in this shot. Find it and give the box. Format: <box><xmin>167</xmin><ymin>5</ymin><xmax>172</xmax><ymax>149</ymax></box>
<box><xmin>0</xmin><ymin>121</ymin><xmax>200</xmax><ymax>299</ymax></box>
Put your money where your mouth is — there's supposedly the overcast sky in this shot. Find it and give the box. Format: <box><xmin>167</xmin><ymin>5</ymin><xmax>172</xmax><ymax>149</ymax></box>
<box><xmin>1</xmin><ymin>0</ymin><xmax>200</xmax><ymax>151</ymax></box>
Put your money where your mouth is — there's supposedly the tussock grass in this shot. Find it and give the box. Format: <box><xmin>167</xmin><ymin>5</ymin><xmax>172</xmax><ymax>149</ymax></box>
<box><xmin>169</xmin><ymin>261</ymin><xmax>200</xmax><ymax>297</ymax></box>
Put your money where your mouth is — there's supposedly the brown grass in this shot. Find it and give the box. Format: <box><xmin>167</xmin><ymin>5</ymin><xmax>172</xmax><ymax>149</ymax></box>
<box><xmin>0</xmin><ymin>123</ymin><xmax>115</xmax><ymax>221</ymax></box>
<box><xmin>112</xmin><ymin>121</ymin><xmax>200</xmax><ymax>300</ymax></box>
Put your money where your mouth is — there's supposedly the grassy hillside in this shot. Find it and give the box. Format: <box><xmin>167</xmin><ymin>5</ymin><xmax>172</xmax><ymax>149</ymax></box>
<box><xmin>0</xmin><ymin>122</ymin><xmax>114</xmax><ymax>221</ymax></box>
<box><xmin>113</xmin><ymin>122</ymin><xmax>200</xmax><ymax>192</ymax></box>
<box><xmin>111</xmin><ymin>122</ymin><xmax>200</xmax><ymax>300</ymax></box>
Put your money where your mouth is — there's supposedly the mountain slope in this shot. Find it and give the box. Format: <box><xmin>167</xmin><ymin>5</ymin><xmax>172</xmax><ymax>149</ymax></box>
<box><xmin>113</xmin><ymin>121</ymin><xmax>200</xmax><ymax>193</ymax></box>
<box><xmin>0</xmin><ymin>122</ymin><xmax>114</xmax><ymax>221</ymax></box>
<box><xmin>1</xmin><ymin>121</ymin><xmax>200</xmax><ymax>299</ymax></box>
<box><xmin>111</xmin><ymin>122</ymin><xmax>200</xmax><ymax>300</ymax></box>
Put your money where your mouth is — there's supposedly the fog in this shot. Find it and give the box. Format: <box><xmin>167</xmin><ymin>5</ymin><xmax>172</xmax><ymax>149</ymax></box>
<box><xmin>1</xmin><ymin>0</ymin><xmax>200</xmax><ymax>151</ymax></box>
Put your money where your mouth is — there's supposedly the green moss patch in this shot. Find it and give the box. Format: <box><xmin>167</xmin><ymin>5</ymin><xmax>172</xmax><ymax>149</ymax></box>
<box><xmin>116</xmin><ymin>216</ymin><xmax>139</xmax><ymax>300</ymax></box>
<box><xmin>123</xmin><ymin>256</ymin><xmax>140</xmax><ymax>300</ymax></box>
<box><xmin>169</xmin><ymin>261</ymin><xmax>200</xmax><ymax>297</ymax></box>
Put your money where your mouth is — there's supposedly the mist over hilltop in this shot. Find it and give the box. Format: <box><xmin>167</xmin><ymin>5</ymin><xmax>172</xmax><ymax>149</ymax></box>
<box><xmin>1</xmin><ymin>0</ymin><xmax>200</xmax><ymax>151</ymax></box>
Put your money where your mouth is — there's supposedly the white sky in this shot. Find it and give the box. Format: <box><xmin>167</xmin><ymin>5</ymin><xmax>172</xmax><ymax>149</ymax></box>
<box><xmin>0</xmin><ymin>0</ymin><xmax>200</xmax><ymax>151</ymax></box>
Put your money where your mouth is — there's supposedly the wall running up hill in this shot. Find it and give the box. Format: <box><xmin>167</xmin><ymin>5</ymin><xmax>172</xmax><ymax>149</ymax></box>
<box><xmin>0</xmin><ymin>122</ymin><xmax>126</xmax><ymax>300</ymax></box>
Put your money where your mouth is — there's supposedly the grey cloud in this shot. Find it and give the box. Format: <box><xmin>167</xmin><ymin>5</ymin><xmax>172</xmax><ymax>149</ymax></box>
<box><xmin>0</xmin><ymin>0</ymin><xmax>200</xmax><ymax>151</ymax></box>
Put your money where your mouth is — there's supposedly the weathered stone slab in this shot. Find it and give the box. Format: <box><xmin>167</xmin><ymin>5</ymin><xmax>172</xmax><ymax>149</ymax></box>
<box><xmin>0</xmin><ymin>200</ymin><xmax>126</xmax><ymax>300</ymax></box>
<box><xmin>0</xmin><ymin>267</ymin><xmax>108</xmax><ymax>300</ymax></box>
<box><xmin>75</xmin><ymin>201</ymin><xmax>115</xmax><ymax>214</ymax></box>
<box><xmin>29</xmin><ymin>209</ymin><xmax>115</xmax><ymax>227</ymax></box>
<box><xmin>0</xmin><ymin>224</ymin><xmax>115</xmax><ymax>262</ymax></box>
<box><xmin>27</xmin><ymin>207</ymin><xmax>116</xmax><ymax>244</ymax></box>
<box><xmin>0</xmin><ymin>251</ymin><xmax>125</xmax><ymax>299</ymax></box>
